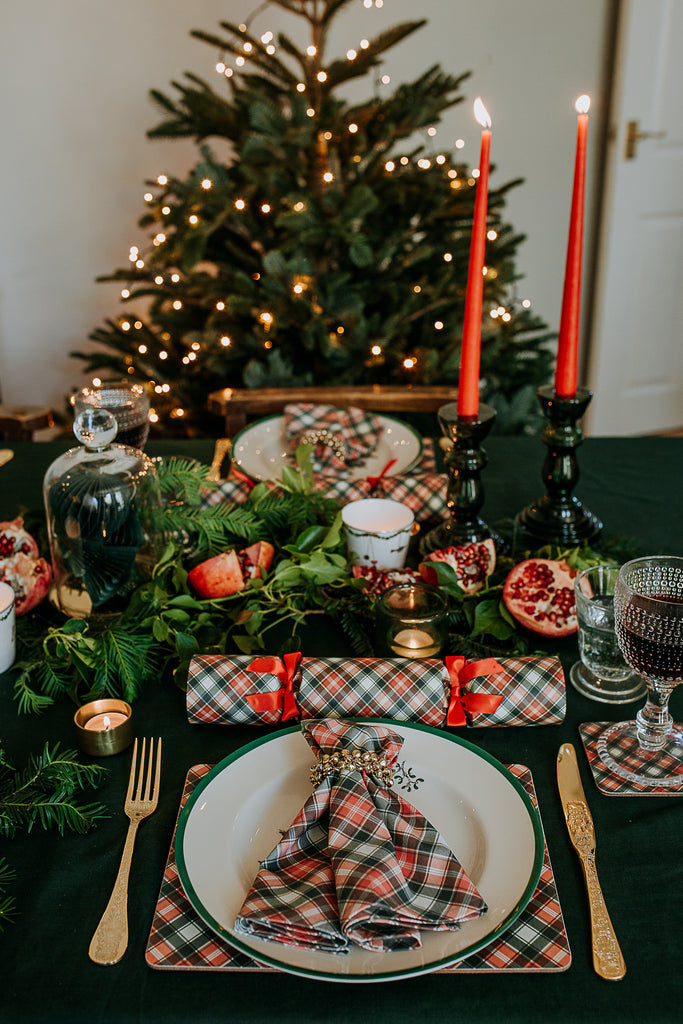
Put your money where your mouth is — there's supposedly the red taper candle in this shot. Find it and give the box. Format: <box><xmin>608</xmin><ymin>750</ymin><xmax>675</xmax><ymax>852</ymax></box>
<box><xmin>458</xmin><ymin>98</ymin><xmax>492</xmax><ymax>418</ymax></box>
<box><xmin>554</xmin><ymin>94</ymin><xmax>590</xmax><ymax>397</ymax></box>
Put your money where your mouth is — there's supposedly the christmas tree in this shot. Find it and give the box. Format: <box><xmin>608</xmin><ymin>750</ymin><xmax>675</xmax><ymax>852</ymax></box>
<box><xmin>74</xmin><ymin>0</ymin><xmax>554</xmax><ymax>436</ymax></box>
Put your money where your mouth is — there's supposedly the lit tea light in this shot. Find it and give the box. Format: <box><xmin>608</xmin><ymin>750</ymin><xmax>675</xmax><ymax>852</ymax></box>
<box><xmin>376</xmin><ymin>582</ymin><xmax>449</xmax><ymax>660</ymax></box>
<box><xmin>391</xmin><ymin>628</ymin><xmax>441</xmax><ymax>659</ymax></box>
<box><xmin>83</xmin><ymin>712</ymin><xmax>129</xmax><ymax>731</ymax></box>
<box><xmin>74</xmin><ymin>699</ymin><xmax>133</xmax><ymax>756</ymax></box>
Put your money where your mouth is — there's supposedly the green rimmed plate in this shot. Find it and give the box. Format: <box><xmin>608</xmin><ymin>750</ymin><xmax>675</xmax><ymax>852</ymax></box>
<box><xmin>230</xmin><ymin>414</ymin><xmax>423</xmax><ymax>482</ymax></box>
<box><xmin>175</xmin><ymin>721</ymin><xmax>543</xmax><ymax>983</ymax></box>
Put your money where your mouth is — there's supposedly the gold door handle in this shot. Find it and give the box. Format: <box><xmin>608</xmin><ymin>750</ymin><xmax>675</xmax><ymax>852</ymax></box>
<box><xmin>624</xmin><ymin>119</ymin><xmax>666</xmax><ymax>159</ymax></box>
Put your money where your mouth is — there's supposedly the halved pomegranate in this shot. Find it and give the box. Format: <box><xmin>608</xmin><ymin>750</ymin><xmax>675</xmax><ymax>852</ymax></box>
<box><xmin>419</xmin><ymin>539</ymin><xmax>496</xmax><ymax>595</ymax></box>
<box><xmin>0</xmin><ymin>517</ymin><xmax>52</xmax><ymax>615</ymax></box>
<box><xmin>188</xmin><ymin>541</ymin><xmax>275</xmax><ymax>598</ymax></box>
<box><xmin>503</xmin><ymin>558</ymin><xmax>578</xmax><ymax>637</ymax></box>
<box><xmin>352</xmin><ymin>565</ymin><xmax>422</xmax><ymax>596</ymax></box>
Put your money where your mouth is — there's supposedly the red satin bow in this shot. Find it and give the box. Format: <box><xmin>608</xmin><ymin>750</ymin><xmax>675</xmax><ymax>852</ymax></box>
<box><xmin>245</xmin><ymin>653</ymin><xmax>301</xmax><ymax>721</ymax></box>
<box><xmin>445</xmin><ymin>655</ymin><xmax>506</xmax><ymax>727</ymax></box>
<box><xmin>366</xmin><ymin>458</ymin><xmax>398</xmax><ymax>489</ymax></box>
<box><xmin>230</xmin><ymin>466</ymin><xmax>256</xmax><ymax>489</ymax></box>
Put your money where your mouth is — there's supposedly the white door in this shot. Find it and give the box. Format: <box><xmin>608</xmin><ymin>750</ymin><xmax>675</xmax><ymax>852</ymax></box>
<box><xmin>586</xmin><ymin>0</ymin><xmax>683</xmax><ymax>435</ymax></box>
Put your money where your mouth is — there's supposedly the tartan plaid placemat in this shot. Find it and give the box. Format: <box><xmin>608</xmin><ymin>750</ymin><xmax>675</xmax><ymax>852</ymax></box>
<box><xmin>146</xmin><ymin>764</ymin><xmax>571</xmax><ymax>973</ymax></box>
<box><xmin>579</xmin><ymin>721</ymin><xmax>683</xmax><ymax>796</ymax></box>
<box><xmin>199</xmin><ymin>438</ymin><xmax>445</xmax><ymax>522</ymax></box>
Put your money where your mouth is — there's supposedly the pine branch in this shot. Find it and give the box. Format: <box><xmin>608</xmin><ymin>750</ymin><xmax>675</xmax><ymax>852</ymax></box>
<box><xmin>0</xmin><ymin>744</ymin><xmax>107</xmax><ymax>839</ymax></box>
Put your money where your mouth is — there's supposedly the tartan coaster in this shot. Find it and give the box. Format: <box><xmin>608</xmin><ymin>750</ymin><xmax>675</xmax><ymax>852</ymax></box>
<box><xmin>579</xmin><ymin>721</ymin><xmax>683</xmax><ymax>796</ymax></box>
<box><xmin>146</xmin><ymin>764</ymin><xmax>571</xmax><ymax>973</ymax></box>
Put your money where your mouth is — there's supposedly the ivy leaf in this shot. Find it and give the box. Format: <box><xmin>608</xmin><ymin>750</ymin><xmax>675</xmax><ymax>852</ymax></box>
<box><xmin>175</xmin><ymin>631</ymin><xmax>199</xmax><ymax>661</ymax></box>
<box><xmin>470</xmin><ymin>599</ymin><xmax>517</xmax><ymax>641</ymax></box>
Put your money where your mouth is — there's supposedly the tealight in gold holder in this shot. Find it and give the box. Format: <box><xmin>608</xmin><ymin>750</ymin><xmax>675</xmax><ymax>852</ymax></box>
<box><xmin>74</xmin><ymin>699</ymin><xmax>134</xmax><ymax>757</ymax></box>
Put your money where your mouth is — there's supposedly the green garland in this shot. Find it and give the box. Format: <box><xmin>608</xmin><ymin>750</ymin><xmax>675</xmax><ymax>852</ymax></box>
<box><xmin>14</xmin><ymin>449</ymin><xmax>635</xmax><ymax>712</ymax></box>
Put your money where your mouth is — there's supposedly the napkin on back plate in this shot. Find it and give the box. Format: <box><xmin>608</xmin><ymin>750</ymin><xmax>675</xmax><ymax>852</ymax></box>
<box><xmin>284</xmin><ymin>403</ymin><xmax>382</xmax><ymax>473</ymax></box>
<box><xmin>233</xmin><ymin>719</ymin><xmax>487</xmax><ymax>953</ymax></box>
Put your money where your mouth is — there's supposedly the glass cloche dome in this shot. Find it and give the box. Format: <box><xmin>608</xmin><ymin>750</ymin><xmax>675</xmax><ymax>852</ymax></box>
<box><xmin>43</xmin><ymin>407</ymin><xmax>160</xmax><ymax>617</ymax></box>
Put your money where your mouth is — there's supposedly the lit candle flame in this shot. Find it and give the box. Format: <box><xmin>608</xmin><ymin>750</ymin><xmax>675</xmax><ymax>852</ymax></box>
<box><xmin>103</xmin><ymin>716</ymin><xmax>111</xmax><ymax>730</ymax></box>
<box><xmin>575</xmin><ymin>94</ymin><xmax>591</xmax><ymax>114</ymax></box>
<box><xmin>473</xmin><ymin>97</ymin><xmax>492</xmax><ymax>129</ymax></box>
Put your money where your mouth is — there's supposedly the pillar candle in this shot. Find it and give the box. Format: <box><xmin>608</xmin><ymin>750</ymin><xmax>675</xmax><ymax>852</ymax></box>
<box><xmin>458</xmin><ymin>98</ymin><xmax>492</xmax><ymax>418</ymax></box>
<box><xmin>554</xmin><ymin>95</ymin><xmax>590</xmax><ymax>397</ymax></box>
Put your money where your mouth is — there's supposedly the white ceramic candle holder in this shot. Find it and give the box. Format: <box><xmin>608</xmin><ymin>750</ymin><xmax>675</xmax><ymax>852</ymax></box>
<box><xmin>0</xmin><ymin>582</ymin><xmax>16</xmax><ymax>674</ymax></box>
<box><xmin>341</xmin><ymin>498</ymin><xmax>414</xmax><ymax>570</ymax></box>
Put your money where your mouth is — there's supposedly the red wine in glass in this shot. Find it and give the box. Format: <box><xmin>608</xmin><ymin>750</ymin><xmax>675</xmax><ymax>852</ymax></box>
<box><xmin>617</xmin><ymin>594</ymin><xmax>683</xmax><ymax>682</ymax></box>
<box><xmin>597</xmin><ymin>557</ymin><xmax>683</xmax><ymax>788</ymax></box>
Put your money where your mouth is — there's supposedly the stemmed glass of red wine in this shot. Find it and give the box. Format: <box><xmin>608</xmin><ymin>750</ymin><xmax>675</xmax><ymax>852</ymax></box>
<box><xmin>596</xmin><ymin>555</ymin><xmax>683</xmax><ymax>787</ymax></box>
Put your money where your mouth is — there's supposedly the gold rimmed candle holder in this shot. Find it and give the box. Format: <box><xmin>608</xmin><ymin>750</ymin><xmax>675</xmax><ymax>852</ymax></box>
<box><xmin>420</xmin><ymin>402</ymin><xmax>496</xmax><ymax>555</ymax></box>
<box><xmin>516</xmin><ymin>385</ymin><xmax>602</xmax><ymax>546</ymax></box>
<box><xmin>74</xmin><ymin>699</ymin><xmax>134</xmax><ymax>757</ymax></box>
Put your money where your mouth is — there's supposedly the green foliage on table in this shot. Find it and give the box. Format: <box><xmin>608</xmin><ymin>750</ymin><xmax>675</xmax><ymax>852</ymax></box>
<box><xmin>72</xmin><ymin>0</ymin><xmax>554</xmax><ymax>437</ymax></box>
<box><xmin>14</xmin><ymin>453</ymin><xmax>362</xmax><ymax>709</ymax></box>
<box><xmin>13</xmin><ymin>454</ymin><xmax>630</xmax><ymax>710</ymax></box>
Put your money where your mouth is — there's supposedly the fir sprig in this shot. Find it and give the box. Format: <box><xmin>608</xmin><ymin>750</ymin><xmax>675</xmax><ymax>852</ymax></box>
<box><xmin>0</xmin><ymin>744</ymin><xmax>107</xmax><ymax>838</ymax></box>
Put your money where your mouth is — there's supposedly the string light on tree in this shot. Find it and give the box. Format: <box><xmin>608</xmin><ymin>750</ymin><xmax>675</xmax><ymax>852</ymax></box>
<box><xmin>80</xmin><ymin>3</ymin><xmax>554</xmax><ymax>437</ymax></box>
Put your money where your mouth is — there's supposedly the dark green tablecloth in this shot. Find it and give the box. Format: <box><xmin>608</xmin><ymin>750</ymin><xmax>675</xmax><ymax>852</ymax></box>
<box><xmin>0</xmin><ymin>436</ymin><xmax>681</xmax><ymax>1024</ymax></box>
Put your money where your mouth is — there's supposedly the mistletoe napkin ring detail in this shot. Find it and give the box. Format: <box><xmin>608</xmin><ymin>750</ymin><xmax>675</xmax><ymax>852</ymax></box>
<box><xmin>310</xmin><ymin>747</ymin><xmax>395</xmax><ymax>789</ymax></box>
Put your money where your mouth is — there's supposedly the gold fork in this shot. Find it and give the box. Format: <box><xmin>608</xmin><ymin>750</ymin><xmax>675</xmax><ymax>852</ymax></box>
<box><xmin>89</xmin><ymin>738</ymin><xmax>162</xmax><ymax>965</ymax></box>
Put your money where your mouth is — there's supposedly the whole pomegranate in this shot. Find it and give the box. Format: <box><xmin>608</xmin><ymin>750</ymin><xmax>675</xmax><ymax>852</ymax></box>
<box><xmin>503</xmin><ymin>558</ymin><xmax>578</xmax><ymax>637</ymax></box>
<box><xmin>419</xmin><ymin>539</ymin><xmax>496</xmax><ymax>595</ymax></box>
<box><xmin>0</xmin><ymin>517</ymin><xmax>52</xmax><ymax>615</ymax></box>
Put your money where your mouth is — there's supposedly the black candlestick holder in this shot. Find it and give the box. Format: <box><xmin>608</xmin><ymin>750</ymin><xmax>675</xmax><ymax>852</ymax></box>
<box><xmin>517</xmin><ymin>384</ymin><xmax>602</xmax><ymax>546</ymax></box>
<box><xmin>420</xmin><ymin>402</ymin><xmax>496</xmax><ymax>555</ymax></box>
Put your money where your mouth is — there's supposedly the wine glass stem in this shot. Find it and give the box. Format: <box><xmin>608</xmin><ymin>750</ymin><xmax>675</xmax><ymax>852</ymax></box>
<box><xmin>636</xmin><ymin>684</ymin><xmax>674</xmax><ymax>750</ymax></box>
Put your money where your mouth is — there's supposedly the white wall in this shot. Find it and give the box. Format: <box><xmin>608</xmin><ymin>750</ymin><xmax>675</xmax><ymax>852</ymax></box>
<box><xmin>0</xmin><ymin>0</ymin><xmax>613</xmax><ymax>413</ymax></box>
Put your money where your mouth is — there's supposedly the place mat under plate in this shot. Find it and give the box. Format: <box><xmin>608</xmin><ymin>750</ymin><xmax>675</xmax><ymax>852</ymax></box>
<box><xmin>579</xmin><ymin>721</ymin><xmax>683</xmax><ymax>796</ymax></box>
<box><xmin>146</xmin><ymin>764</ymin><xmax>571</xmax><ymax>973</ymax></box>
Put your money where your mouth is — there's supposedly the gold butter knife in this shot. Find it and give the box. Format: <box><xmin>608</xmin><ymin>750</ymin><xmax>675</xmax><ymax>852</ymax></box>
<box><xmin>557</xmin><ymin>742</ymin><xmax>626</xmax><ymax>980</ymax></box>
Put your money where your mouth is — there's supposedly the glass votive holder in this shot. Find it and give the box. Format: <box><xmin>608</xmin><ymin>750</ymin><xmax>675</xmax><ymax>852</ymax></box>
<box><xmin>375</xmin><ymin>582</ymin><xmax>449</xmax><ymax>659</ymax></box>
<box><xmin>74</xmin><ymin>699</ymin><xmax>134</xmax><ymax>756</ymax></box>
<box><xmin>570</xmin><ymin>564</ymin><xmax>647</xmax><ymax>704</ymax></box>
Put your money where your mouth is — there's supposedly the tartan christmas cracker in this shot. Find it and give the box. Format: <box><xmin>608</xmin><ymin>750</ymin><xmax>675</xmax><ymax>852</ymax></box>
<box><xmin>200</xmin><ymin>437</ymin><xmax>447</xmax><ymax>522</ymax></box>
<box><xmin>186</xmin><ymin>653</ymin><xmax>565</xmax><ymax>728</ymax></box>
<box><xmin>233</xmin><ymin>719</ymin><xmax>488</xmax><ymax>953</ymax></box>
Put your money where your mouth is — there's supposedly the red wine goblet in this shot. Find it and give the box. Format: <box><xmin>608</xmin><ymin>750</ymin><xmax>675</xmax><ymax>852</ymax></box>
<box><xmin>596</xmin><ymin>555</ymin><xmax>683</xmax><ymax>787</ymax></box>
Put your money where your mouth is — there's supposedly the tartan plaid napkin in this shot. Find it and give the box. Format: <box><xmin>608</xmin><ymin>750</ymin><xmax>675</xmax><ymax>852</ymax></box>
<box><xmin>233</xmin><ymin>719</ymin><xmax>487</xmax><ymax>954</ymax></box>
<box><xmin>284</xmin><ymin>403</ymin><xmax>382</xmax><ymax>472</ymax></box>
<box><xmin>199</xmin><ymin>436</ymin><xmax>446</xmax><ymax>522</ymax></box>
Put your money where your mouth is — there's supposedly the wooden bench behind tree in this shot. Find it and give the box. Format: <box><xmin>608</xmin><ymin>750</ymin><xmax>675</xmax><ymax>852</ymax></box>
<box><xmin>0</xmin><ymin>403</ymin><xmax>54</xmax><ymax>441</ymax></box>
<box><xmin>207</xmin><ymin>385</ymin><xmax>460</xmax><ymax>437</ymax></box>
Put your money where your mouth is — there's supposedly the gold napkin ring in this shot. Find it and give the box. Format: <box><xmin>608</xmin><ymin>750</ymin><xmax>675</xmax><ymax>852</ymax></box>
<box><xmin>300</xmin><ymin>428</ymin><xmax>347</xmax><ymax>463</ymax></box>
<box><xmin>310</xmin><ymin>748</ymin><xmax>394</xmax><ymax>789</ymax></box>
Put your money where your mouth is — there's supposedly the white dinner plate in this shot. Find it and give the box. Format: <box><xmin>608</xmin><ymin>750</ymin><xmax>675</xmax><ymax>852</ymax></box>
<box><xmin>175</xmin><ymin>721</ymin><xmax>544</xmax><ymax>983</ymax></box>
<box><xmin>231</xmin><ymin>414</ymin><xmax>423</xmax><ymax>482</ymax></box>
